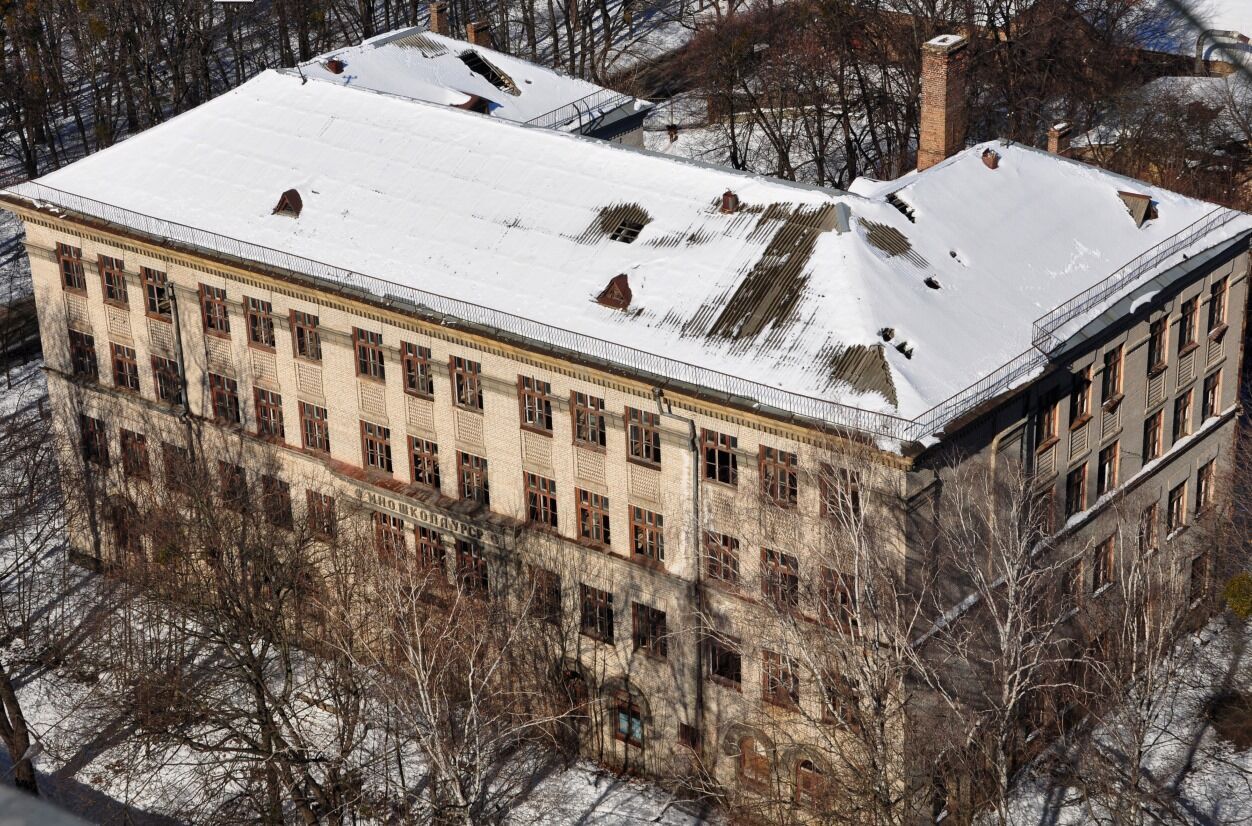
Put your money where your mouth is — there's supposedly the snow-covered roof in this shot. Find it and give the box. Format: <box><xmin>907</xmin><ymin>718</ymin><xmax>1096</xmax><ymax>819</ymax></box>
<box><xmin>11</xmin><ymin>70</ymin><xmax>1251</xmax><ymax>444</ymax></box>
<box><xmin>298</xmin><ymin>28</ymin><xmax>645</xmax><ymax>128</ymax></box>
<box><xmin>1139</xmin><ymin>0</ymin><xmax>1252</xmax><ymax>65</ymax></box>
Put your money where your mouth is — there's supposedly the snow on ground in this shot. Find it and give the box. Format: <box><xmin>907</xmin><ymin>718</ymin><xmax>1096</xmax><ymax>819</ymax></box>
<box><xmin>1004</xmin><ymin>616</ymin><xmax>1252</xmax><ymax>825</ymax></box>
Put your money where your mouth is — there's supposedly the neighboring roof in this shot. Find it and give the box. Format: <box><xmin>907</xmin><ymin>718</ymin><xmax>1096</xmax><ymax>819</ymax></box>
<box><xmin>12</xmin><ymin>70</ymin><xmax>1251</xmax><ymax>446</ymax></box>
<box><xmin>298</xmin><ymin>28</ymin><xmax>647</xmax><ymax>129</ymax></box>
<box><xmin>1138</xmin><ymin>0</ymin><xmax>1252</xmax><ymax>64</ymax></box>
<box><xmin>1073</xmin><ymin>72</ymin><xmax>1251</xmax><ymax>150</ymax></box>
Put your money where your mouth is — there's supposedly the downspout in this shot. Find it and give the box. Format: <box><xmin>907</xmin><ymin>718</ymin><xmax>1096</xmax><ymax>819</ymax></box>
<box><xmin>653</xmin><ymin>387</ymin><xmax>705</xmax><ymax>762</ymax></box>
<box><xmin>167</xmin><ymin>285</ymin><xmax>198</xmax><ymax>460</ymax></box>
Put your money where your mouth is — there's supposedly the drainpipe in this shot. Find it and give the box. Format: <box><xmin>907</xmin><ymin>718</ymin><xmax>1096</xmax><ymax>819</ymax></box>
<box><xmin>653</xmin><ymin>387</ymin><xmax>705</xmax><ymax>762</ymax></box>
<box><xmin>167</xmin><ymin>285</ymin><xmax>200</xmax><ymax>463</ymax></box>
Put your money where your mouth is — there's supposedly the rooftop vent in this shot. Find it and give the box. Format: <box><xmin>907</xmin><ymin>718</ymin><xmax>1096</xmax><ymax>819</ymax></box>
<box><xmin>720</xmin><ymin>190</ymin><xmax>740</xmax><ymax>214</ymax></box>
<box><xmin>610</xmin><ymin>219</ymin><xmax>645</xmax><ymax>244</ymax></box>
<box><xmin>981</xmin><ymin>148</ymin><xmax>1000</xmax><ymax>170</ymax></box>
<box><xmin>324</xmin><ymin>58</ymin><xmax>346</xmax><ymax>75</ymax></box>
<box><xmin>886</xmin><ymin>193</ymin><xmax>915</xmax><ymax>222</ymax></box>
<box><xmin>879</xmin><ymin>327</ymin><xmax>895</xmax><ymax>341</ymax></box>
<box><xmin>273</xmin><ymin>189</ymin><xmax>303</xmax><ymax>218</ymax></box>
<box><xmin>895</xmin><ymin>340</ymin><xmax>914</xmax><ymax>359</ymax></box>
<box><xmin>1117</xmin><ymin>191</ymin><xmax>1158</xmax><ymax>227</ymax></box>
<box><xmin>596</xmin><ymin>274</ymin><xmax>633</xmax><ymax>310</ymax></box>
<box><xmin>458</xmin><ymin>50</ymin><xmax>518</xmax><ymax>94</ymax></box>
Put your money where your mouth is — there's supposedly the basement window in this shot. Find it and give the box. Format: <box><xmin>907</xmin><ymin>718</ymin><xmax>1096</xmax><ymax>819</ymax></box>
<box><xmin>458</xmin><ymin>50</ymin><xmax>516</xmax><ymax>93</ymax></box>
<box><xmin>610</xmin><ymin>220</ymin><xmax>645</xmax><ymax>244</ymax></box>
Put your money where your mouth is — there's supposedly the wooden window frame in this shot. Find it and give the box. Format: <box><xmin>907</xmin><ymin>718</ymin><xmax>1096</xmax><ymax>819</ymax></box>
<box><xmin>1069</xmin><ymin>365</ymin><xmax>1092</xmax><ymax>427</ymax></box>
<box><xmin>142</xmin><ymin>267</ymin><xmax>171</xmax><ymax>320</ymax></box>
<box><xmin>1092</xmin><ymin>536</ymin><xmax>1114</xmax><ymax>593</ymax></box>
<box><xmin>401</xmin><ymin>342</ymin><xmax>435</xmax><ymax>398</ymax></box>
<box><xmin>1173</xmin><ymin>389</ymin><xmax>1193</xmax><ymax>443</ymax></box>
<box><xmin>704</xmin><ymin>531</ymin><xmax>740</xmax><ymax>585</ymax></box>
<box><xmin>1167</xmin><ymin>482</ymin><xmax>1187</xmax><ymax>534</ymax></box>
<box><xmin>579</xmin><ymin>584</ymin><xmax>614</xmax><ymax>643</ymax></box>
<box><xmin>577</xmin><ymin>488</ymin><xmax>611</xmax><ymax>547</ymax></box>
<box><xmin>1179</xmin><ymin>297</ymin><xmax>1198</xmax><ymax>351</ymax></box>
<box><xmin>819</xmin><ymin>463</ymin><xmax>862</xmax><ymax>521</ymax></box>
<box><xmin>409</xmin><ymin>436</ymin><xmax>441</xmax><ymax>490</ymax></box>
<box><xmin>161</xmin><ymin>443</ymin><xmax>192</xmax><ymax>494</ymax></box>
<box><xmin>761</xmin><ymin>547</ymin><xmax>800</xmax><ymax>609</ymax></box>
<box><xmin>1202</xmin><ymin>370</ymin><xmax>1221</xmax><ymax>420</ymax></box>
<box><xmin>360</xmin><ymin>420</ymin><xmax>394</xmax><ymax>474</ymax></box>
<box><xmin>702</xmin><ymin>428</ymin><xmax>739</xmax><ymax>486</ymax></box>
<box><xmin>57</xmin><ymin>242</ymin><xmax>86</xmax><ymax>293</ymax></box>
<box><xmin>819</xmin><ymin>568</ymin><xmax>857</xmax><ymax>631</ymax></box>
<box><xmin>762</xmin><ymin>650</ymin><xmax>800</xmax><ymax>709</ymax></box>
<box><xmin>1101</xmin><ymin>345</ymin><xmax>1123</xmax><ymax>406</ymax></box>
<box><xmin>246</xmin><ymin>297</ymin><xmax>276</xmax><ymax>350</ymax></box>
<box><xmin>625</xmin><ymin>407</ymin><xmax>661</xmax><ymax>466</ymax></box>
<box><xmin>208</xmin><ymin>373</ymin><xmax>241</xmax><ymax>425</ymax></box>
<box><xmin>707</xmin><ymin>637</ymin><xmax>742</xmax><ymax>689</ymax></box>
<box><xmin>631</xmin><ymin>602</ymin><xmax>668</xmax><ymax>659</ymax></box>
<box><xmin>1143</xmin><ymin>410</ymin><xmax>1163</xmax><ymax>462</ymax></box>
<box><xmin>529</xmin><ymin>566</ymin><xmax>561</xmax><ymax>623</ymax></box>
<box><xmin>307</xmin><ymin>491</ymin><xmax>337</xmax><ymax>539</ymax></box>
<box><xmin>613</xmin><ymin>700</ymin><xmax>644</xmax><ymax>748</ymax></box>
<box><xmin>630</xmin><ymin>506</ymin><xmax>664</xmax><ymax>565</ymax></box>
<box><xmin>354</xmin><ymin>328</ymin><xmax>386</xmax><ymax>381</ymax></box>
<box><xmin>373</xmin><ymin>512</ymin><xmax>407</xmax><ymax>559</ymax></box>
<box><xmin>518</xmin><ymin>375</ymin><xmax>554</xmax><ymax>434</ymax></box>
<box><xmin>456</xmin><ymin>538</ymin><xmax>489</xmax><ymax>595</ymax></box>
<box><xmin>254</xmin><ymin>387</ymin><xmax>285</xmax><ymax>440</ymax></box>
<box><xmin>151</xmin><ymin>355</ymin><xmax>183</xmax><ymax>406</ymax></box>
<box><xmin>291</xmin><ymin>310</ymin><xmax>322</xmax><ymax>361</ymax></box>
<box><xmin>1096</xmin><ymin>441</ymin><xmax>1118</xmax><ymax>496</ymax></box>
<box><xmin>298</xmin><ymin>401</ymin><xmax>331</xmax><ymax>453</ymax></box>
<box><xmin>1138</xmin><ymin>502</ymin><xmax>1159</xmax><ymax>554</ymax></box>
<box><xmin>456</xmin><ymin>451</ymin><xmax>490</xmax><ymax>506</ymax></box>
<box><xmin>1064</xmin><ymin>463</ymin><xmax>1087</xmax><ymax>517</ymax></box>
<box><xmin>1208</xmin><ymin>277</ymin><xmax>1228</xmax><ymax>333</ymax></box>
<box><xmin>1196</xmin><ymin>459</ymin><xmax>1215</xmax><ymax>514</ymax></box>
<box><xmin>416</xmin><ymin>526</ymin><xmax>446</xmax><ymax>570</ymax></box>
<box><xmin>525</xmin><ymin>472</ymin><xmax>559</xmax><ymax>530</ymax></box>
<box><xmin>111</xmin><ymin>342</ymin><xmax>140</xmax><ymax>393</ymax></box>
<box><xmin>218</xmin><ymin>461</ymin><xmax>248</xmax><ymax>510</ymax></box>
<box><xmin>1036</xmin><ymin>400</ymin><xmax>1060</xmax><ymax>450</ymax></box>
<box><xmin>1147</xmin><ymin>317</ymin><xmax>1168</xmax><ymax>376</ymax></box>
<box><xmin>98</xmin><ymin>255</ymin><xmax>128</xmax><ymax>307</ymax></box>
<box><xmin>450</xmin><ymin>356</ymin><xmax>484</xmax><ymax>411</ymax></box>
<box><xmin>572</xmin><ymin>391</ymin><xmax>606</xmax><ymax>449</ymax></box>
<box><xmin>261</xmin><ymin>475</ymin><xmax>293</xmax><ymax>528</ymax></box>
<box><xmin>738</xmin><ymin>737</ymin><xmax>771</xmax><ymax>788</ymax></box>
<box><xmin>68</xmin><ymin>329</ymin><xmax>98</xmax><ymax>379</ymax></box>
<box><xmin>759</xmin><ymin>446</ymin><xmax>798</xmax><ymax>507</ymax></box>
<box><xmin>199</xmin><ymin>284</ymin><xmax>230</xmax><ymax>336</ymax></box>
<box><xmin>120</xmin><ymin>429</ymin><xmax>150</xmax><ymax>480</ymax></box>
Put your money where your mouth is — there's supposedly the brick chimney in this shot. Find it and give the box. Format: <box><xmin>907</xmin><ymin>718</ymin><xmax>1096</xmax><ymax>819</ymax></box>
<box><xmin>467</xmin><ymin>21</ymin><xmax>494</xmax><ymax>48</ymax></box>
<box><xmin>917</xmin><ymin>34</ymin><xmax>969</xmax><ymax>172</ymax></box>
<box><xmin>428</xmin><ymin>2</ymin><xmax>448</xmax><ymax>35</ymax></box>
<box><xmin>1047</xmin><ymin>122</ymin><xmax>1071</xmax><ymax>156</ymax></box>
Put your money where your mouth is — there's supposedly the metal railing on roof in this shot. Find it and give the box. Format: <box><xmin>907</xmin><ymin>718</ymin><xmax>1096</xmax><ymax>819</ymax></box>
<box><xmin>4</xmin><ymin>182</ymin><xmax>915</xmax><ymax>441</ymax></box>
<box><xmin>1031</xmin><ymin>207</ymin><xmax>1238</xmax><ymax>354</ymax></box>
<box><xmin>523</xmin><ymin>88</ymin><xmax>634</xmax><ymax>132</ymax></box>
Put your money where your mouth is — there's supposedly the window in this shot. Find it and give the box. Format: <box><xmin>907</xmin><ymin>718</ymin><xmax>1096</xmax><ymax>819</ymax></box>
<box><xmin>525</xmin><ymin>472</ymin><xmax>558</xmax><ymax>529</ymax></box>
<box><xmin>1168</xmin><ymin>482</ymin><xmax>1187</xmax><ymax>533</ymax></box>
<box><xmin>456</xmin><ymin>539</ymin><xmax>489</xmax><ymax>595</ymax></box>
<box><xmin>708</xmin><ymin>637</ymin><xmax>742</xmax><ymax>688</ymax></box>
<box><xmin>1143</xmin><ymin>410</ymin><xmax>1163</xmax><ymax>462</ymax></box>
<box><xmin>142</xmin><ymin>268</ymin><xmax>170</xmax><ymax>319</ymax></box>
<box><xmin>577</xmin><ymin>488</ymin><xmax>611</xmax><ymax>547</ymax></box>
<box><xmin>579</xmin><ymin>584</ymin><xmax>614</xmax><ymax>643</ymax></box>
<box><xmin>151</xmin><ymin>356</ymin><xmax>183</xmax><ymax>406</ymax></box>
<box><xmin>632</xmin><ymin>603</ymin><xmax>668</xmax><ymax>658</ymax></box>
<box><xmin>409</xmin><ymin>437</ymin><xmax>441</xmax><ymax>489</ymax></box>
<box><xmin>401</xmin><ymin>342</ymin><xmax>434</xmax><ymax>397</ymax></box>
<box><xmin>609</xmin><ymin>219</ymin><xmax>644</xmax><ymax>243</ymax></box>
<box><xmin>704</xmin><ymin>532</ymin><xmax>740</xmax><ymax>585</ymax></box>
<box><xmin>819</xmin><ymin>464</ymin><xmax>862</xmax><ymax>521</ymax></box>
<box><xmin>626</xmin><ymin>407</ymin><xmax>661</xmax><ymax>465</ymax></box>
<box><xmin>1180</xmin><ymin>297</ymin><xmax>1198</xmax><ymax>349</ymax></box>
<box><xmin>199</xmin><ymin>284</ymin><xmax>230</xmax><ymax>334</ymax></box>
<box><xmin>299</xmin><ymin>402</ymin><xmax>330</xmax><ymax>453</ymax></box>
<box><xmin>162</xmin><ymin>443</ymin><xmax>192</xmax><ymax>494</ymax></box>
<box><xmin>572</xmin><ymin>392</ymin><xmax>606</xmax><ymax>447</ymax></box>
<box><xmin>796</xmin><ymin>760</ymin><xmax>828</xmax><ymax>809</ymax></box>
<box><xmin>254</xmin><ymin>388</ymin><xmax>285</xmax><ymax>439</ymax></box>
<box><xmin>702</xmin><ymin>429</ymin><xmax>738</xmax><ymax>485</ymax></box>
<box><xmin>261</xmin><ymin>475</ymin><xmax>293</xmax><ymax>528</ymax></box>
<box><xmin>307</xmin><ymin>491</ymin><xmax>337</xmax><ymax>539</ymax></box>
<box><xmin>761</xmin><ymin>548</ymin><xmax>800</xmax><ymax>609</ymax></box>
<box><xmin>219</xmin><ymin>462</ymin><xmax>247</xmax><ymax>510</ymax></box>
<box><xmin>445</xmin><ymin>356</ymin><xmax>482</xmax><ymax>410</ymax></box>
<box><xmin>98</xmin><ymin>255</ymin><xmax>127</xmax><ymax>306</ymax></box>
<box><xmin>1092</xmin><ymin>536</ymin><xmax>1114</xmax><ymax>593</ymax></box>
<box><xmin>630</xmin><ymin>506</ymin><xmax>664</xmax><ymax>563</ymax></box>
<box><xmin>1065</xmin><ymin>463</ymin><xmax>1087</xmax><ymax>517</ymax></box>
<box><xmin>209</xmin><ymin>373</ymin><xmax>241</xmax><ymax>425</ymax></box>
<box><xmin>373</xmin><ymin>512</ymin><xmax>407</xmax><ymax>559</ymax></box>
<box><xmin>1202</xmin><ymin>371</ymin><xmax>1221</xmax><ymax>420</ymax></box>
<box><xmin>354</xmin><ymin>328</ymin><xmax>385</xmax><ymax>380</ymax></box>
<box><xmin>1196</xmin><ymin>459</ymin><xmax>1215</xmax><ymax>513</ymax></box>
<box><xmin>111</xmin><ymin>343</ymin><xmax>139</xmax><ymax>392</ymax></box>
<box><xmin>1032</xmin><ymin>486</ymin><xmax>1057</xmax><ymax>538</ymax></box>
<box><xmin>1062</xmin><ymin>559</ymin><xmax>1083</xmax><ymax>611</ymax></box>
<box><xmin>1173</xmin><ymin>390</ymin><xmax>1193</xmax><ymax>443</ymax></box>
<box><xmin>822</xmin><ymin>672</ymin><xmax>859</xmax><ymax>728</ymax></box>
<box><xmin>1036</xmin><ymin>400</ymin><xmax>1059</xmax><ymax>447</ymax></box>
<box><xmin>529</xmin><ymin>567</ymin><xmax>561</xmax><ymax>623</ymax></box>
<box><xmin>614</xmin><ymin>701</ymin><xmax>644</xmax><ymax>747</ymax></box>
<box><xmin>1139</xmin><ymin>503</ymin><xmax>1159</xmax><ymax>554</ymax></box>
<box><xmin>361</xmin><ymin>421</ymin><xmax>393</xmax><ymax>473</ymax></box>
<box><xmin>678</xmin><ymin>724</ymin><xmax>700</xmax><ymax>750</ymax></box>
<box><xmin>57</xmin><ymin>243</ymin><xmax>86</xmax><ymax>292</ymax></box>
<box><xmin>457</xmin><ymin>451</ymin><xmax>490</xmax><ymax>506</ymax></box>
<box><xmin>1209</xmin><ymin>278</ymin><xmax>1228</xmax><ymax>331</ymax></box>
<box><xmin>291</xmin><ymin>310</ymin><xmax>321</xmax><ymax>361</ymax></box>
<box><xmin>120</xmin><ymin>430</ymin><xmax>149</xmax><ymax>479</ymax></box>
<box><xmin>518</xmin><ymin>376</ymin><xmax>553</xmax><ymax>432</ymax></box>
<box><xmin>68</xmin><ymin>329</ymin><xmax>97</xmax><ymax>379</ymax></box>
<box><xmin>762</xmin><ymin>650</ymin><xmax>799</xmax><ymax>708</ymax></box>
<box><xmin>246</xmin><ymin>297</ymin><xmax>275</xmax><ymax>349</ymax></box>
<box><xmin>819</xmin><ymin>568</ymin><xmax>857</xmax><ymax>631</ymax></box>
<box><xmin>1102</xmin><ymin>346</ymin><xmax>1123</xmax><ymax>401</ymax></box>
<box><xmin>760</xmin><ymin>446</ymin><xmax>798</xmax><ymax>507</ymax></box>
<box><xmin>1069</xmin><ymin>365</ymin><xmax>1092</xmax><ymax>424</ymax></box>
<box><xmin>1147</xmin><ymin>318</ymin><xmax>1167</xmax><ymax>374</ymax></box>
<box><xmin>416</xmin><ymin>527</ymin><xmax>445</xmax><ymax>570</ymax></box>
<box><xmin>739</xmin><ymin>737</ymin><xmax>770</xmax><ymax>787</ymax></box>
<box><xmin>1189</xmin><ymin>552</ymin><xmax>1209</xmax><ymax>605</ymax></box>
<box><xmin>1097</xmin><ymin>441</ymin><xmax>1118</xmax><ymax>496</ymax></box>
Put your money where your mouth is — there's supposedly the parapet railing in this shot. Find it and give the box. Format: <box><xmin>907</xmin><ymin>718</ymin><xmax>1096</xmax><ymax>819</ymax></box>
<box><xmin>6</xmin><ymin>183</ymin><xmax>1242</xmax><ymax>446</ymax></box>
<box><xmin>1031</xmin><ymin>207</ymin><xmax>1238</xmax><ymax>353</ymax></box>
<box><xmin>3</xmin><ymin>182</ymin><xmax>916</xmax><ymax>441</ymax></box>
<box><xmin>523</xmin><ymin>88</ymin><xmax>634</xmax><ymax>132</ymax></box>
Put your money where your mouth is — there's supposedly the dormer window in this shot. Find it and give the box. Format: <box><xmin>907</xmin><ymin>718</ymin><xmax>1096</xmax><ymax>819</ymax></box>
<box><xmin>273</xmin><ymin>189</ymin><xmax>303</xmax><ymax>218</ymax></box>
<box><xmin>610</xmin><ymin>220</ymin><xmax>644</xmax><ymax>244</ymax></box>
<box><xmin>596</xmin><ymin>274</ymin><xmax>632</xmax><ymax>309</ymax></box>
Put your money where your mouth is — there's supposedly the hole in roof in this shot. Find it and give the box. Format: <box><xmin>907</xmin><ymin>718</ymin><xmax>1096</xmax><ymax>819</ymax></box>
<box><xmin>924</xmin><ymin>277</ymin><xmax>941</xmax><ymax>289</ymax></box>
<box><xmin>458</xmin><ymin>50</ymin><xmax>519</xmax><ymax>95</ymax></box>
<box><xmin>879</xmin><ymin>327</ymin><xmax>895</xmax><ymax>341</ymax></box>
<box><xmin>886</xmin><ymin>193</ymin><xmax>915</xmax><ymax>223</ymax></box>
<box><xmin>895</xmin><ymin>341</ymin><xmax>914</xmax><ymax>359</ymax></box>
<box><xmin>610</xmin><ymin>220</ymin><xmax>645</xmax><ymax>244</ymax></box>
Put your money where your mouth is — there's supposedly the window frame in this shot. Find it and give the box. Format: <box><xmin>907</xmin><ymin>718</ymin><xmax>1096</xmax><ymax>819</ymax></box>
<box><xmin>409</xmin><ymin>436</ymin><xmax>441</xmax><ymax>490</ymax></box>
<box><xmin>373</xmin><ymin>512</ymin><xmax>407</xmax><ymax>560</ymax></box>
<box><xmin>245</xmin><ymin>297</ymin><xmax>276</xmax><ymax>350</ymax></box>
<box><xmin>625</xmin><ymin>407</ymin><xmax>661</xmax><ymax>466</ymax></box>
<box><xmin>110</xmin><ymin>342</ymin><xmax>140</xmax><ymax>393</ymax></box>
<box><xmin>577</xmin><ymin>488</ymin><xmax>611</xmax><ymax>548</ymax></box>
<box><xmin>762</xmin><ymin>650</ymin><xmax>800</xmax><ymax>709</ymax></box>
<box><xmin>572</xmin><ymin>391</ymin><xmax>607</xmax><ymax>449</ymax></box>
<box><xmin>707</xmin><ymin>636</ymin><xmax>742</xmax><ymax>689</ymax></box>
<box><xmin>298</xmin><ymin>401</ymin><xmax>331</xmax><ymax>453</ymax></box>
<box><xmin>1101</xmin><ymin>345</ymin><xmax>1123</xmax><ymax>404</ymax></box>
<box><xmin>456</xmin><ymin>538</ymin><xmax>489</xmax><ymax>595</ymax></box>
<box><xmin>1179</xmin><ymin>297</ymin><xmax>1198</xmax><ymax>351</ymax></box>
<box><xmin>1096</xmin><ymin>441</ymin><xmax>1118</xmax><ymax>496</ymax></box>
<box><xmin>261</xmin><ymin>474</ymin><xmax>293</xmax><ymax>528</ymax></box>
<box><xmin>98</xmin><ymin>255</ymin><xmax>128</xmax><ymax>307</ymax></box>
<box><xmin>208</xmin><ymin>372</ymin><xmax>241</xmax><ymax>425</ymax></box>
<box><xmin>631</xmin><ymin>602</ymin><xmax>668</xmax><ymax>659</ymax></box>
<box><xmin>307</xmin><ymin>491</ymin><xmax>337</xmax><ymax>539</ymax></box>
<box><xmin>704</xmin><ymin>531</ymin><xmax>740</xmax><ymax>585</ymax></box>
<box><xmin>1147</xmin><ymin>317</ymin><xmax>1168</xmax><ymax>375</ymax></box>
<box><xmin>1138</xmin><ymin>502</ymin><xmax>1159</xmax><ymax>554</ymax></box>
<box><xmin>151</xmin><ymin>355</ymin><xmax>183</xmax><ymax>406</ymax></box>
<box><xmin>524</xmin><ymin>472</ymin><xmax>559</xmax><ymax>530</ymax></box>
<box><xmin>199</xmin><ymin>284</ymin><xmax>231</xmax><ymax>336</ymax></box>
<box><xmin>1173</xmin><ymin>389</ymin><xmax>1193</xmax><ymax>443</ymax></box>
<box><xmin>518</xmin><ymin>375</ymin><xmax>554</xmax><ymax>434</ymax></box>
<box><xmin>1064</xmin><ymin>462</ymin><xmax>1087</xmax><ymax>517</ymax></box>
<box><xmin>57</xmin><ymin>242</ymin><xmax>86</xmax><ymax>293</ymax></box>
<box><xmin>450</xmin><ymin>356</ymin><xmax>484</xmax><ymax>411</ymax></box>
<box><xmin>68</xmin><ymin>328</ymin><xmax>98</xmax><ymax>379</ymax></box>
<box><xmin>1143</xmin><ymin>409</ymin><xmax>1163</xmax><ymax>462</ymax></box>
<box><xmin>291</xmin><ymin>310</ymin><xmax>322</xmax><ymax>361</ymax></box>
<box><xmin>254</xmin><ymin>387</ymin><xmax>285</xmax><ymax>440</ymax></box>
<box><xmin>360</xmin><ymin>420</ymin><xmax>394</xmax><ymax>474</ymax></box>
<box><xmin>456</xmin><ymin>451</ymin><xmax>490</xmax><ymax>506</ymax></box>
<box><xmin>120</xmin><ymin>429</ymin><xmax>150</xmax><ymax>480</ymax></box>
<box><xmin>701</xmin><ymin>428</ymin><xmax>738</xmax><ymax>486</ymax></box>
<box><xmin>630</xmin><ymin>505</ymin><xmax>664</xmax><ymax>565</ymax></box>
<box><xmin>1168</xmin><ymin>482</ymin><xmax>1187</xmax><ymax>534</ymax></box>
<box><xmin>1202</xmin><ymin>370</ymin><xmax>1221</xmax><ymax>420</ymax></box>
<box><xmin>142</xmin><ymin>267</ymin><xmax>171</xmax><ymax>320</ymax></box>
<box><xmin>1208</xmin><ymin>277</ymin><xmax>1228</xmax><ymax>332</ymax></box>
<box><xmin>1196</xmin><ymin>459</ymin><xmax>1215</xmax><ymax>514</ymax></box>
<box><xmin>1092</xmin><ymin>535</ymin><xmax>1114</xmax><ymax>594</ymax></box>
<box><xmin>759</xmin><ymin>446</ymin><xmax>798</xmax><ymax>507</ymax></box>
<box><xmin>1069</xmin><ymin>365</ymin><xmax>1092</xmax><ymax>426</ymax></box>
<box><xmin>579</xmin><ymin>584</ymin><xmax>614</xmax><ymax>643</ymax></box>
<box><xmin>761</xmin><ymin>547</ymin><xmax>800</xmax><ymax>609</ymax></box>
<box><xmin>416</xmin><ymin>526</ymin><xmax>446</xmax><ymax>571</ymax></box>
<box><xmin>401</xmin><ymin>342</ymin><xmax>435</xmax><ymax>398</ymax></box>
<box><xmin>354</xmin><ymin>328</ymin><xmax>386</xmax><ymax>381</ymax></box>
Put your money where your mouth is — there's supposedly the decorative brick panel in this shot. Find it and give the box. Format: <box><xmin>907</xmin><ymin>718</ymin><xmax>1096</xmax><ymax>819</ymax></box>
<box><xmin>205</xmin><ymin>335</ymin><xmax>233</xmax><ymax>374</ymax></box>
<box><xmin>406</xmin><ymin>394</ymin><xmax>435</xmax><ymax>434</ymax></box>
<box><xmin>573</xmin><ymin>446</ymin><xmax>605</xmax><ymax>486</ymax></box>
<box><xmin>455</xmin><ymin>407</ymin><xmax>484</xmax><ymax>447</ymax></box>
<box><xmin>629</xmin><ymin>462</ymin><xmax>661</xmax><ymax>503</ymax></box>
<box><xmin>522</xmin><ymin>429</ymin><xmax>553</xmax><ymax>471</ymax></box>
<box><xmin>358</xmin><ymin>380</ymin><xmax>387</xmax><ymax>420</ymax></box>
<box><xmin>64</xmin><ymin>293</ymin><xmax>89</xmax><ymax>326</ymax></box>
<box><xmin>147</xmin><ymin>318</ymin><xmax>174</xmax><ymax>355</ymax></box>
<box><xmin>296</xmin><ymin>361</ymin><xmax>323</xmax><ymax>399</ymax></box>
<box><xmin>250</xmin><ymin>349</ymin><xmax>279</xmax><ymax>387</ymax></box>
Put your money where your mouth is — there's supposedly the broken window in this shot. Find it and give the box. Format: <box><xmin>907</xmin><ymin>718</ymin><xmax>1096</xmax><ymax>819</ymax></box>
<box><xmin>609</xmin><ymin>220</ymin><xmax>645</xmax><ymax>244</ymax></box>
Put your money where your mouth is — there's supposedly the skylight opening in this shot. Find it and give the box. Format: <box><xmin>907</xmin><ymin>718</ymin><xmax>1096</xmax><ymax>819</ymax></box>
<box><xmin>610</xmin><ymin>220</ymin><xmax>645</xmax><ymax>244</ymax></box>
<box><xmin>458</xmin><ymin>50</ymin><xmax>517</xmax><ymax>94</ymax></box>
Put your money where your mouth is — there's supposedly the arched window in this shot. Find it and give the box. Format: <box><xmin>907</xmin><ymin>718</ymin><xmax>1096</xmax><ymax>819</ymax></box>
<box><xmin>795</xmin><ymin>759</ymin><xmax>827</xmax><ymax>808</ymax></box>
<box><xmin>738</xmin><ymin>736</ymin><xmax>770</xmax><ymax>787</ymax></box>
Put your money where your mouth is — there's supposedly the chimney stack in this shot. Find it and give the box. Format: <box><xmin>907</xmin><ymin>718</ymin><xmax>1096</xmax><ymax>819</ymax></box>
<box><xmin>1047</xmin><ymin>122</ymin><xmax>1071</xmax><ymax>156</ymax></box>
<box><xmin>467</xmin><ymin>21</ymin><xmax>494</xmax><ymax>48</ymax></box>
<box><xmin>429</xmin><ymin>2</ymin><xmax>449</xmax><ymax>35</ymax></box>
<box><xmin>917</xmin><ymin>34</ymin><xmax>969</xmax><ymax>172</ymax></box>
